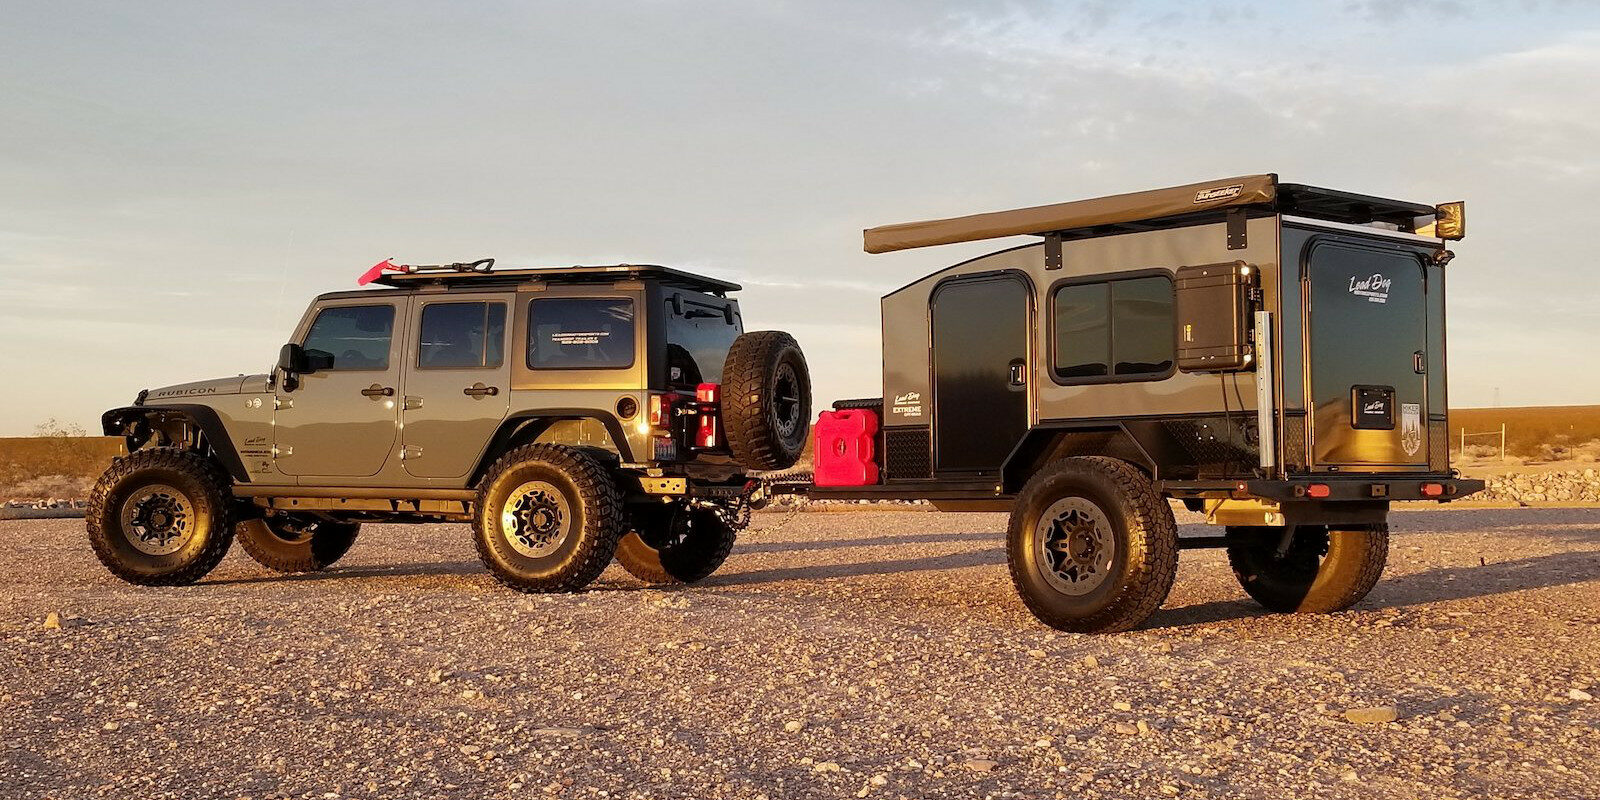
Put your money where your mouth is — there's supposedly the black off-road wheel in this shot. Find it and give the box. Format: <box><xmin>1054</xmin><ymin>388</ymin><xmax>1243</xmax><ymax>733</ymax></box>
<box><xmin>615</xmin><ymin>502</ymin><xmax>737</xmax><ymax>584</ymax></box>
<box><xmin>721</xmin><ymin>331</ymin><xmax>811</xmax><ymax>471</ymax></box>
<box><xmin>86</xmin><ymin>448</ymin><xmax>235</xmax><ymax>586</ymax></box>
<box><xmin>237</xmin><ymin>515</ymin><xmax>360</xmax><ymax>573</ymax></box>
<box><xmin>1226</xmin><ymin>524</ymin><xmax>1389</xmax><ymax>613</ymax></box>
<box><xmin>473</xmin><ymin>444</ymin><xmax>625</xmax><ymax>593</ymax></box>
<box><xmin>1006</xmin><ymin>457</ymin><xmax>1179</xmax><ymax>633</ymax></box>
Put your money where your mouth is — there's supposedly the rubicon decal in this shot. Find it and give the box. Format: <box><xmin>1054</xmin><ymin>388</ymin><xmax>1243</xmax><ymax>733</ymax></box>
<box><xmin>890</xmin><ymin>391</ymin><xmax>923</xmax><ymax>418</ymax></box>
<box><xmin>1348</xmin><ymin>273</ymin><xmax>1392</xmax><ymax>303</ymax></box>
<box><xmin>1193</xmin><ymin>184</ymin><xmax>1243</xmax><ymax>203</ymax></box>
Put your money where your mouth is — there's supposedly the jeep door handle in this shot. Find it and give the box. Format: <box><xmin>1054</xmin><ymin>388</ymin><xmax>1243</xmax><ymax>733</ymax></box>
<box><xmin>463</xmin><ymin>383</ymin><xmax>499</xmax><ymax>398</ymax></box>
<box><xmin>362</xmin><ymin>385</ymin><xmax>395</xmax><ymax>398</ymax></box>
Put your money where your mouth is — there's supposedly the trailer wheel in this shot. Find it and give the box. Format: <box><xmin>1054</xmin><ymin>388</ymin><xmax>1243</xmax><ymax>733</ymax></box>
<box><xmin>237</xmin><ymin>516</ymin><xmax>360</xmax><ymax>573</ymax></box>
<box><xmin>86</xmin><ymin>448</ymin><xmax>235</xmax><ymax>586</ymax></box>
<box><xmin>473</xmin><ymin>444</ymin><xmax>625</xmax><ymax>593</ymax></box>
<box><xmin>1225</xmin><ymin>524</ymin><xmax>1388</xmax><ymax>613</ymax></box>
<box><xmin>615</xmin><ymin>502</ymin><xmax>736</xmax><ymax>584</ymax></box>
<box><xmin>721</xmin><ymin>331</ymin><xmax>811</xmax><ymax>471</ymax></box>
<box><xmin>1006</xmin><ymin>457</ymin><xmax>1178</xmax><ymax>633</ymax></box>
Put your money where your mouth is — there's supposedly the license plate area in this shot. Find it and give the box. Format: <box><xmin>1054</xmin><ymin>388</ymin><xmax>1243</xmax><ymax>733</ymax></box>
<box><xmin>1351</xmin><ymin>385</ymin><xmax>1395</xmax><ymax>430</ymax></box>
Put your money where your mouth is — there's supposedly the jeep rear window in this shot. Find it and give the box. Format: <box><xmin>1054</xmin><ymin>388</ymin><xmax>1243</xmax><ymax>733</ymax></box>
<box><xmin>302</xmin><ymin>304</ymin><xmax>395</xmax><ymax>371</ymax></box>
<box><xmin>527</xmin><ymin>298</ymin><xmax>635</xmax><ymax>370</ymax></box>
<box><xmin>418</xmin><ymin>301</ymin><xmax>507</xmax><ymax>369</ymax></box>
<box><xmin>665</xmin><ymin>298</ymin><xmax>738</xmax><ymax>388</ymax></box>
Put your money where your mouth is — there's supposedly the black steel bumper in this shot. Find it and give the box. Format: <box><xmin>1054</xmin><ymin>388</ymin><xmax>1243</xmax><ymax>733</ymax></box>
<box><xmin>1161</xmin><ymin>475</ymin><xmax>1485</xmax><ymax>502</ymax></box>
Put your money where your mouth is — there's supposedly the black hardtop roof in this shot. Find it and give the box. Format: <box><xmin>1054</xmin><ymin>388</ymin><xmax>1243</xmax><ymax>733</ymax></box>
<box><xmin>368</xmin><ymin>263</ymin><xmax>741</xmax><ymax>294</ymax></box>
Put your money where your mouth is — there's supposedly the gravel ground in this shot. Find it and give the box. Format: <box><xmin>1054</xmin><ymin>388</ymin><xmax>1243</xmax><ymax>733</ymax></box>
<box><xmin>3</xmin><ymin>507</ymin><xmax>1597</xmax><ymax>800</ymax></box>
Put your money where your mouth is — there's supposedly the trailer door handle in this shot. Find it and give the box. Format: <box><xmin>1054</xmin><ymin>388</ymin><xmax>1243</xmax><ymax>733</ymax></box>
<box><xmin>1413</xmin><ymin>351</ymin><xmax>1426</xmax><ymax>374</ymax></box>
<box><xmin>1007</xmin><ymin>359</ymin><xmax>1027</xmax><ymax>388</ymax></box>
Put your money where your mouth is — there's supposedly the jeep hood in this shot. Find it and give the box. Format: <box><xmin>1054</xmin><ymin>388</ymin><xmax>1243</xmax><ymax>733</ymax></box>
<box><xmin>143</xmin><ymin>375</ymin><xmax>256</xmax><ymax>403</ymax></box>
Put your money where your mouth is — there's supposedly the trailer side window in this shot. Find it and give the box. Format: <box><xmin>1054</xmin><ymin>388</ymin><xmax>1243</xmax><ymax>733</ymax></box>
<box><xmin>1052</xmin><ymin>276</ymin><xmax>1175</xmax><ymax>382</ymax></box>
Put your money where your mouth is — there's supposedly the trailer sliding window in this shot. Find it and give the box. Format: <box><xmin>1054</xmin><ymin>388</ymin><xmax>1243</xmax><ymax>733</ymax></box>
<box><xmin>1051</xmin><ymin>275</ymin><xmax>1175</xmax><ymax>383</ymax></box>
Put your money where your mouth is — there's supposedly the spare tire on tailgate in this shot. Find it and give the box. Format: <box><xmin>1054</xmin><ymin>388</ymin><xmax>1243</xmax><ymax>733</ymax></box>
<box><xmin>721</xmin><ymin>331</ymin><xmax>811</xmax><ymax>471</ymax></box>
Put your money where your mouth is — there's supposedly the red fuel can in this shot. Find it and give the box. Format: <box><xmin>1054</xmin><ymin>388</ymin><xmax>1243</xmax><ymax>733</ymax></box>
<box><xmin>813</xmin><ymin>408</ymin><xmax>880</xmax><ymax>487</ymax></box>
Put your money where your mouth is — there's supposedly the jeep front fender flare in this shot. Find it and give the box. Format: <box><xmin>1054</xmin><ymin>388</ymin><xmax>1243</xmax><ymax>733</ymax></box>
<box><xmin>101</xmin><ymin>405</ymin><xmax>251</xmax><ymax>483</ymax></box>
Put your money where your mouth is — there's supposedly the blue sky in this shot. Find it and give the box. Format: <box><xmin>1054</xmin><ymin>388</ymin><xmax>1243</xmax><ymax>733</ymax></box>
<box><xmin>2</xmin><ymin>1</ymin><xmax>1598</xmax><ymax>434</ymax></box>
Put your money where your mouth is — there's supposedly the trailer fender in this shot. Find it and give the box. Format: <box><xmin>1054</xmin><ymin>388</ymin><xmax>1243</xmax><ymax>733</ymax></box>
<box><xmin>1001</xmin><ymin>424</ymin><xmax>1157</xmax><ymax>494</ymax></box>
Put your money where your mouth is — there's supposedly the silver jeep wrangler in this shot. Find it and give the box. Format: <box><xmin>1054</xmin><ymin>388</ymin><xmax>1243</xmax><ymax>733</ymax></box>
<box><xmin>91</xmin><ymin>261</ymin><xmax>810</xmax><ymax>591</ymax></box>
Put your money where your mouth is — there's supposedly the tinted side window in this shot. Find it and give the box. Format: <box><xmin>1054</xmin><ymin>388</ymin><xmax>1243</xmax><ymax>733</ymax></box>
<box><xmin>418</xmin><ymin>302</ymin><xmax>507</xmax><ymax>369</ymax></box>
<box><xmin>1052</xmin><ymin>276</ymin><xmax>1174</xmax><ymax>382</ymax></box>
<box><xmin>527</xmin><ymin>298</ymin><xmax>636</xmax><ymax>370</ymax></box>
<box><xmin>303</xmin><ymin>305</ymin><xmax>395</xmax><ymax>371</ymax></box>
<box><xmin>1053</xmin><ymin>283</ymin><xmax>1110</xmax><ymax>379</ymax></box>
<box><xmin>1111</xmin><ymin>277</ymin><xmax>1175</xmax><ymax>376</ymax></box>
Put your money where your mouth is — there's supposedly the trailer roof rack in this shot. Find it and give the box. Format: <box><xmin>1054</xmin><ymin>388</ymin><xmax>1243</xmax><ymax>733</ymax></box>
<box><xmin>863</xmin><ymin>174</ymin><xmax>1449</xmax><ymax>253</ymax></box>
<box><xmin>372</xmin><ymin>263</ymin><xmax>741</xmax><ymax>294</ymax></box>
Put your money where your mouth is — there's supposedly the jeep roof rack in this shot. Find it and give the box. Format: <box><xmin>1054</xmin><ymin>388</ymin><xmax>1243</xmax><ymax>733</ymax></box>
<box><xmin>372</xmin><ymin>263</ymin><xmax>741</xmax><ymax>295</ymax></box>
<box><xmin>862</xmin><ymin>174</ymin><xmax>1450</xmax><ymax>253</ymax></box>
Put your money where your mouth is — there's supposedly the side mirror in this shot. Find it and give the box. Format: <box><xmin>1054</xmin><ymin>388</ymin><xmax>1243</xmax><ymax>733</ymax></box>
<box><xmin>278</xmin><ymin>343</ymin><xmax>308</xmax><ymax>374</ymax></box>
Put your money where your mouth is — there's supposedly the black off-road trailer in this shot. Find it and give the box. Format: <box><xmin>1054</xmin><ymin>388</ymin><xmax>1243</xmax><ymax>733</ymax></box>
<box><xmin>802</xmin><ymin>174</ymin><xmax>1483</xmax><ymax>633</ymax></box>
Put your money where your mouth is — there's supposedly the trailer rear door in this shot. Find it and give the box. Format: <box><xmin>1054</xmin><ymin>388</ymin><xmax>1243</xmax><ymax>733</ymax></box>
<box><xmin>1305</xmin><ymin>240</ymin><xmax>1430</xmax><ymax>470</ymax></box>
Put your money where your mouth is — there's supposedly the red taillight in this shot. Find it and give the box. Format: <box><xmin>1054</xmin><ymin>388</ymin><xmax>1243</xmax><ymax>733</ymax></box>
<box><xmin>697</xmin><ymin>415</ymin><xmax>719</xmax><ymax>448</ymax></box>
<box><xmin>648</xmin><ymin>393</ymin><xmax>674</xmax><ymax>429</ymax></box>
<box><xmin>1421</xmin><ymin>483</ymin><xmax>1445</xmax><ymax>497</ymax></box>
<box><xmin>694</xmin><ymin>382</ymin><xmax>721</xmax><ymax>448</ymax></box>
<box><xmin>1306</xmin><ymin>484</ymin><xmax>1331</xmax><ymax>498</ymax></box>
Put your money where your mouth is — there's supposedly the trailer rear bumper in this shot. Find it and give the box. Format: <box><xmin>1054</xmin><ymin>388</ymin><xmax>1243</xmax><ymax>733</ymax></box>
<box><xmin>1160</xmin><ymin>476</ymin><xmax>1485</xmax><ymax>503</ymax></box>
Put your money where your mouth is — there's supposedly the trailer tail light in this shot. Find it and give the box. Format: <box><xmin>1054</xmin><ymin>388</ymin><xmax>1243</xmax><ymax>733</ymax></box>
<box><xmin>1306</xmin><ymin>484</ymin><xmax>1331</xmax><ymax>498</ymax></box>
<box><xmin>1421</xmin><ymin>482</ymin><xmax>1445</xmax><ymax>497</ymax></box>
<box><xmin>692</xmin><ymin>383</ymin><xmax>722</xmax><ymax>449</ymax></box>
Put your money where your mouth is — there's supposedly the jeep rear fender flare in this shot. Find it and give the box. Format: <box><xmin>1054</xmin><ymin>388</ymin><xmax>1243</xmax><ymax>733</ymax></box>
<box><xmin>470</xmin><ymin>410</ymin><xmax>634</xmax><ymax>487</ymax></box>
<box><xmin>1001</xmin><ymin>423</ymin><xmax>1157</xmax><ymax>494</ymax></box>
<box><xmin>100</xmin><ymin>405</ymin><xmax>251</xmax><ymax>483</ymax></box>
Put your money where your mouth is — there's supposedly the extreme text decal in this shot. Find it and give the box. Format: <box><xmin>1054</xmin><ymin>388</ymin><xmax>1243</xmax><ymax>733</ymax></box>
<box><xmin>891</xmin><ymin>391</ymin><xmax>923</xmax><ymax>418</ymax></box>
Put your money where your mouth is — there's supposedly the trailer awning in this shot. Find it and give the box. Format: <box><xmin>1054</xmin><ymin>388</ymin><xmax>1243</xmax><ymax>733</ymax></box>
<box><xmin>863</xmin><ymin>174</ymin><xmax>1279</xmax><ymax>254</ymax></box>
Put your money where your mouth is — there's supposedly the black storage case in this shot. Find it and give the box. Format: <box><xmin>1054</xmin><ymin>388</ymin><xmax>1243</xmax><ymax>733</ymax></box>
<box><xmin>1174</xmin><ymin>261</ymin><xmax>1254</xmax><ymax>373</ymax></box>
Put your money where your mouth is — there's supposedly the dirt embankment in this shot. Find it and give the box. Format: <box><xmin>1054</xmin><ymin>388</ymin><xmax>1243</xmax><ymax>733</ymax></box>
<box><xmin>0</xmin><ymin>437</ymin><xmax>122</xmax><ymax>503</ymax></box>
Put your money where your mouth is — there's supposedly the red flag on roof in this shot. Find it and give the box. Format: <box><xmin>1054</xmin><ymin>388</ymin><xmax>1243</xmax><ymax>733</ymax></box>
<box><xmin>358</xmin><ymin>258</ymin><xmax>399</xmax><ymax>286</ymax></box>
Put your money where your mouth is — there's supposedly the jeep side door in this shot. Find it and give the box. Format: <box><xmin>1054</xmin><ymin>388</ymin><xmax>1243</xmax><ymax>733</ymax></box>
<box><xmin>400</xmin><ymin>294</ymin><xmax>512</xmax><ymax>479</ymax></box>
<box><xmin>275</xmin><ymin>299</ymin><xmax>405</xmax><ymax>478</ymax></box>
